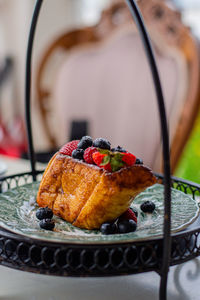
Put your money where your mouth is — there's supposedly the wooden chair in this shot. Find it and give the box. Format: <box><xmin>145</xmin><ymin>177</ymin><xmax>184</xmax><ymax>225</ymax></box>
<box><xmin>35</xmin><ymin>0</ymin><xmax>200</xmax><ymax>173</ymax></box>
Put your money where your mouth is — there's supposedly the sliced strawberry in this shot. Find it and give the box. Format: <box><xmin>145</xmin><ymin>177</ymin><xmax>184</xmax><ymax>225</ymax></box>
<box><xmin>122</xmin><ymin>152</ymin><xmax>136</xmax><ymax>166</ymax></box>
<box><xmin>59</xmin><ymin>140</ymin><xmax>79</xmax><ymax>156</ymax></box>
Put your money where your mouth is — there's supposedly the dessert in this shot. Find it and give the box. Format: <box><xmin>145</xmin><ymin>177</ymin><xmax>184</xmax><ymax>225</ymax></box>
<box><xmin>37</xmin><ymin>137</ymin><xmax>156</xmax><ymax>230</ymax></box>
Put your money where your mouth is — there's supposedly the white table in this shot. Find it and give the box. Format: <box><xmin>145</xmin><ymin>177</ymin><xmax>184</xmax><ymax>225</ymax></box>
<box><xmin>0</xmin><ymin>155</ymin><xmax>200</xmax><ymax>300</ymax></box>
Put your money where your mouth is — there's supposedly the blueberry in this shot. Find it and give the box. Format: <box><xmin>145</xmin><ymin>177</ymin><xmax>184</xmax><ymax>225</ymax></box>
<box><xmin>135</xmin><ymin>158</ymin><xmax>143</xmax><ymax>165</ymax></box>
<box><xmin>72</xmin><ymin>149</ymin><xmax>84</xmax><ymax>160</ymax></box>
<box><xmin>140</xmin><ymin>201</ymin><xmax>155</xmax><ymax>213</ymax></box>
<box><xmin>117</xmin><ymin>220</ymin><xmax>137</xmax><ymax>233</ymax></box>
<box><xmin>128</xmin><ymin>219</ymin><xmax>137</xmax><ymax>232</ymax></box>
<box><xmin>111</xmin><ymin>146</ymin><xmax>126</xmax><ymax>153</ymax></box>
<box><xmin>93</xmin><ymin>138</ymin><xmax>111</xmax><ymax>150</ymax></box>
<box><xmin>100</xmin><ymin>222</ymin><xmax>117</xmax><ymax>235</ymax></box>
<box><xmin>77</xmin><ymin>136</ymin><xmax>93</xmax><ymax>150</ymax></box>
<box><xmin>117</xmin><ymin>220</ymin><xmax>130</xmax><ymax>233</ymax></box>
<box><xmin>36</xmin><ymin>207</ymin><xmax>53</xmax><ymax>220</ymax></box>
<box><xmin>130</xmin><ymin>207</ymin><xmax>138</xmax><ymax>217</ymax></box>
<box><xmin>39</xmin><ymin>219</ymin><xmax>55</xmax><ymax>230</ymax></box>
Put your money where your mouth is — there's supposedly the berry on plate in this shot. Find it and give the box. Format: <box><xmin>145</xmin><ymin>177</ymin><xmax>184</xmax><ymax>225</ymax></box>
<box><xmin>140</xmin><ymin>201</ymin><xmax>156</xmax><ymax>213</ymax></box>
<box><xmin>100</xmin><ymin>222</ymin><xmax>117</xmax><ymax>235</ymax></box>
<box><xmin>119</xmin><ymin>208</ymin><xmax>137</xmax><ymax>223</ymax></box>
<box><xmin>117</xmin><ymin>219</ymin><xmax>137</xmax><ymax>233</ymax></box>
<box><xmin>36</xmin><ymin>207</ymin><xmax>53</xmax><ymax>220</ymax></box>
<box><xmin>59</xmin><ymin>140</ymin><xmax>79</xmax><ymax>156</ymax></box>
<box><xmin>39</xmin><ymin>219</ymin><xmax>55</xmax><ymax>231</ymax></box>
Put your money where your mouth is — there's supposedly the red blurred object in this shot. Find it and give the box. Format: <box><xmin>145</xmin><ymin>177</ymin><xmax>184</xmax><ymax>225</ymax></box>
<box><xmin>0</xmin><ymin>117</ymin><xmax>27</xmax><ymax>158</ymax></box>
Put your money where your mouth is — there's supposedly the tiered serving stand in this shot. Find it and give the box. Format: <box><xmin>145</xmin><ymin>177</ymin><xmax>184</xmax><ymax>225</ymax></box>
<box><xmin>0</xmin><ymin>1</ymin><xmax>200</xmax><ymax>300</ymax></box>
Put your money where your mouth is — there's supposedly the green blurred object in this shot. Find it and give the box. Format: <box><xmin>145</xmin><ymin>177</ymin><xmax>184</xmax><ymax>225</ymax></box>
<box><xmin>175</xmin><ymin>112</ymin><xmax>200</xmax><ymax>184</ymax></box>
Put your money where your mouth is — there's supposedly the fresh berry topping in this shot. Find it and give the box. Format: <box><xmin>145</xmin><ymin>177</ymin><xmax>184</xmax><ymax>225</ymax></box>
<box><xmin>36</xmin><ymin>207</ymin><xmax>53</xmax><ymax>220</ymax></box>
<box><xmin>140</xmin><ymin>201</ymin><xmax>155</xmax><ymax>213</ymax></box>
<box><xmin>92</xmin><ymin>152</ymin><xmax>112</xmax><ymax>171</ymax></box>
<box><xmin>83</xmin><ymin>147</ymin><xmax>98</xmax><ymax>164</ymax></box>
<box><xmin>60</xmin><ymin>140</ymin><xmax>79</xmax><ymax>156</ymax></box>
<box><xmin>39</xmin><ymin>219</ymin><xmax>55</xmax><ymax>231</ymax></box>
<box><xmin>92</xmin><ymin>152</ymin><xmax>106</xmax><ymax>166</ymax></box>
<box><xmin>93</xmin><ymin>138</ymin><xmax>111</xmax><ymax>150</ymax></box>
<box><xmin>130</xmin><ymin>207</ymin><xmax>138</xmax><ymax>218</ymax></box>
<box><xmin>72</xmin><ymin>149</ymin><xmax>84</xmax><ymax>160</ymax></box>
<box><xmin>100</xmin><ymin>222</ymin><xmax>117</xmax><ymax>235</ymax></box>
<box><xmin>117</xmin><ymin>219</ymin><xmax>137</xmax><ymax>233</ymax></box>
<box><xmin>119</xmin><ymin>208</ymin><xmax>137</xmax><ymax>223</ymax></box>
<box><xmin>77</xmin><ymin>136</ymin><xmax>93</xmax><ymax>150</ymax></box>
<box><xmin>111</xmin><ymin>146</ymin><xmax>126</xmax><ymax>153</ymax></box>
<box><xmin>135</xmin><ymin>158</ymin><xmax>143</xmax><ymax>165</ymax></box>
<box><xmin>122</xmin><ymin>152</ymin><xmax>136</xmax><ymax>166</ymax></box>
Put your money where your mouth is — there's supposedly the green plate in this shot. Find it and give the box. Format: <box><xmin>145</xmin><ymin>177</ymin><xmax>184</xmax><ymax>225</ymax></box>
<box><xmin>0</xmin><ymin>183</ymin><xmax>199</xmax><ymax>244</ymax></box>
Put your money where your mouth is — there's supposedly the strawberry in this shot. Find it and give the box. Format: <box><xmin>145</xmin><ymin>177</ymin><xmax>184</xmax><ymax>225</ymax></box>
<box><xmin>119</xmin><ymin>208</ymin><xmax>137</xmax><ymax>224</ymax></box>
<box><xmin>122</xmin><ymin>152</ymin><xmax>136</xmax><ymax>166</ymax></box>
<box><xmin>59</xmin><ymin>140</ymin><xmax>79</xmax><ymax>156</ymax></box>
<box><xmin>84</xmin><ymin>147</ymin><xmax>98</xmax><ymax>164</ymax></box>
<box><xmin>92</xmin><ymin>152</ymin><xmax>112</xmax><ymax>172</ymax></box>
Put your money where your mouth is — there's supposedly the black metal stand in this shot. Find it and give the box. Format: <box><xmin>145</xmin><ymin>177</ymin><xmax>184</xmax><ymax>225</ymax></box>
<box><xmin>24</xmin><ymin>0</ymin><xmax>171</xmax><ymax>298</ymax></box>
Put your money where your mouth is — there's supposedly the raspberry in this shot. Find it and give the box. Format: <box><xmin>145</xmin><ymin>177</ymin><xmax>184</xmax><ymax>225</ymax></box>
<box><xmin>59</xmin><ymin>140</ymin><xmax>79</xmax><ymax>156</ymax></box>
<box><xmin>122</xmin><ymin>152</ymin><xmax>136</xmax><ymax>166</ymax></box>
<box><xmin>119</xmin><ymin>208</ymin><xmax>137</xmax><ymax>223</ymax></box>
<box><xmin>83</xmin><ymin>147</ymin><xmax>98</xmax><ymax>164</ymax></box>
<box><xmin>92</xmin><ymin>152</ymin><xmax>112</xmax><ymax>172</ymax></box>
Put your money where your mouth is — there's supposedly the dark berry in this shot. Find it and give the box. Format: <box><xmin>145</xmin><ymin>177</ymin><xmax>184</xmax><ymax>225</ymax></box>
<box><xmin>117</xmin><ymin>220</ymin><xmax>130</xmax><ymax>233</ymax></box>
<box><xmin>93</xmin><ymin>138</ymin><xmax>111</xmax><ymax>150</ymax></box>
<box><xmin>100</xmin><ymin>222</ymin><xmax>117</xmax><ymax>235</ymax></box>
<box><xmin>39</xmin><ymin>219</ymin><xmax>55</xmax><ymax>230</ymax></box>
<box><xmin>111</xmin><ymin>146</ymin><xmax>126</xmax><ymax>153</ymax></box>
<box><xmin>72</xmin><ymin>149</ymin><xmax>84</xmax><ymax>160</ymax></box>
<box><xmin>36</xmin><ymin>207</ymin><xmax>53</xmax><ymax>220</ymax></box>
<box><xmin>118</xmin><ymin>220</ymin><xmax>137</xmax><ymax>233</ymax></box>
<box><xmin>130</xmin><ymin>207</ymin><xmax>138</xmax><ymax>217</ymax></box>
<box><xmin>140</xmin><ymin>201</ymin><xmax>155</xmax><ymax>213</ymax></box>
<box><xmin>77</xmin><ymin>136</ymin><xmax>93</xmax><ymax>150</ymax></box>
<box><xmin>135</xmin><ymin>158</ymin><xmax>143</xmax><ymax>165</ymax></box>
<box><xmin>128</xmin><ymin>219</ymin><xmax>137</xmax><ymax>232</ymax></box>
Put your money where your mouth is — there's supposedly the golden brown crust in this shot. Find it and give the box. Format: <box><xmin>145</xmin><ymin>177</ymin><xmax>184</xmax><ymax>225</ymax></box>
<box><xmin>37</xmin><ymin>153</ymin><xmax>157</xmax><ymax>229</ymax></box>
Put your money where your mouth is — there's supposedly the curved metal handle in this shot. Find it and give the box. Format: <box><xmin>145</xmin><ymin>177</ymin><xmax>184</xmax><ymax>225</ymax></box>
<box><xmin>25</xmin><ymin>1</ymin><xmax>171</xmax><ymax>299</ymax></box>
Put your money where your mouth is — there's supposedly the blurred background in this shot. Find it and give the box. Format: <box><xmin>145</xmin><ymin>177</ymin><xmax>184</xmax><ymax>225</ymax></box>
<box><xmin>0</xmin><ymin>0</ymin><xmax>200</xmax><ymax>182</ymax></box>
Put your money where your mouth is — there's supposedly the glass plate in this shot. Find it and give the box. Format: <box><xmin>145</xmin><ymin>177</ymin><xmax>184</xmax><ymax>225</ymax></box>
<box><xmin>0</xmin><ymin>183</ymin><xmax>199</xmax><ymax>244</ymax></box>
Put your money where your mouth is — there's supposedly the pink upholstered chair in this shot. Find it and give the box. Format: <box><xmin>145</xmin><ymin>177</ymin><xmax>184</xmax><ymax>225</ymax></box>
<box><xmin>36</xmin><ymin>0</ymin><xmax>200</xmax><ymax>173</ymax></box>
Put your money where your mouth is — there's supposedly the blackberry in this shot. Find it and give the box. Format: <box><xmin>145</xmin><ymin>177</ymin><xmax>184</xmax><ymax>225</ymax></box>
<box><xmin>93</xmin><ymin>138</ymin><xmax>111</xmax><ymax>150</ymax></box>
<box><xmin>135</xmin><ymin>158</ymin><xmax>143</xmax><ymax>165</ymax></box>
<box><xmin>100</xmin><ymin>222</ymin><xmax>117</xmax><ymax>235</ymax></box>
<box><xmin>39</xmin><ymin>219</ymin><xmax>55</xmax><ymax>231</ymax></box>
<box><xmin>72</xmin><ymin>149</ymin><xmax>84</xmax><ymax>160</ymax></box>
<box><xmin>140</xmin><ymin>201</ymin><xmax>155</xmax><ymax>213</ymax></box>
<box><xmin>36</xmin><ymin>207</ymin><xmax>53</xmax><ymax>220</ymax></box>
<box><xmin>77</xmin><ymin>136</ymin><xmax>93</xmax><ymax>150</ymax></box>
<box><xmin>111</xmin><ymin>146</ymin><xmax>126</xmax><ymax>153</ymax></box>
